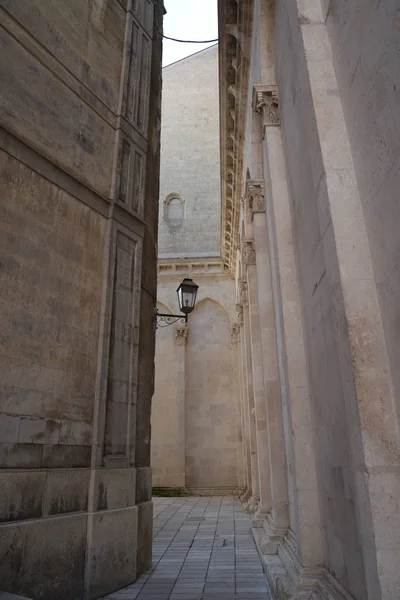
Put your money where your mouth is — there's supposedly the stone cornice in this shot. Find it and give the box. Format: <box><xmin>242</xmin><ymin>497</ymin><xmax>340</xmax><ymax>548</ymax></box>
<box><xmin>218</xmin><ymin>0</ymin><xmax>254</xmax><ymax>276</ymax></box>
<box><xmin>158</xmin><ymin>257</ymin><xmax>232</xmax><ymax>281</ymax></box>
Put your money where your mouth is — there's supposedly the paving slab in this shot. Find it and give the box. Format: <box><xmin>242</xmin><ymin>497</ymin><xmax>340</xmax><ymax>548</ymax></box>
<box><xmin>102</xmin><ymin>496</ymin><xmax>272</xmax><ymax>600</ymax></box>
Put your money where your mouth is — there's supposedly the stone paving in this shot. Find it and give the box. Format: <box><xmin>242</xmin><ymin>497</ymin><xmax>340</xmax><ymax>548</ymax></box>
<box><xmin>102</xmin><ymin>496</ymin><xmax>272</xmax><ymax>600</ymax></box>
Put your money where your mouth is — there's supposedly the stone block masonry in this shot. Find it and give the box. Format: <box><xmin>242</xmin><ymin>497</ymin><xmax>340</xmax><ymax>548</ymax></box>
<box><xmin>0</xmin><ymin>1</ymin><xmax>164</xmax><ymax>598</ymax></box>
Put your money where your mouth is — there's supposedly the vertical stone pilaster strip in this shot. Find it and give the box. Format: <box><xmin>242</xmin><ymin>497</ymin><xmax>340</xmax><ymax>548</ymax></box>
<box><xmin>175</xmin><ymin>327</ymin><xmax>188</xmax><ymax>488</ymax></box>
<box><xmin>252</xmin><ymin>82</ymin><xmax>323</xmax><ymax>564</ymax></box>
<box><xmin>236</xmin><ymin>301</ymin><xmax>252</xmax><ymax>499</ymax></box>
<box><xmin>231</xmin><ymin>321</ymin><xmax>246</xmax><ymax>491</ymax></box>
<box><xmin>244</xmin><ymin>243</ymin><xmax>273</xmax><ymax>518</ymax></box>
<box><xmin>247</xmin><ymin>177</ymin><xmax>289</xmax><ymax>539</ymax></box>
<box><xmin>240</xmin><ymin>278</ymin><xmax>260</xmax><ymax>511</ymax></box>
<box><xmin>296</xmin><ymin>4</ymin><xmax>399</xmax><ymax>593</ymax></box>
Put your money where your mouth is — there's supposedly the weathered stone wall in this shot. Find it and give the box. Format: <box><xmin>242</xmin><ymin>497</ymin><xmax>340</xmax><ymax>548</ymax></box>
<box><xmin>275</xmin><ymin>3</ymin><xmax>369</xmax><ymax>597</ymax></box>
<box><xmin>152</xmin><ymin>44</ymin><xmax>242</xmax><ymax>495</ymax></box>
<box><xmin>158</xmin><ymin>45</ymin><xmax>221</xmax><ymax>258</ymax></box>
<box><xmin>186</xmin><ymin>297</ymin><xmax>239</xmax><ymax>489</ymax></box>
<box><xmin>324</xmin><ymin>0</ymin><xmax>400</xmax><ymax>433</ymax></box>
<box><xmin>0</xmin><ymin>153</ymin><xmax>105</xmax><ymax>469</ymax></box>
<box><xmin>152</xmin><ymin>317</ymin><xmax>180</xmax><ymax>486</ymax></box>
<box><xmin>273</xmin><ymin>1</ymin><xmax>400</xmax><ymax>598</ymax></box>
<box><xmin>0</xmin><ymin>1</ymin><xmax>163</xmax><ymax>598</ymax></box>
<box><xmin>218</xmin><ymin>0</ymin><xmax>399</xmax><ymax>598</ymax></box>
<box><xmin>152</xmin><ymin>275</ymin><xmax>242</xmax><ymax>493</ymax></box>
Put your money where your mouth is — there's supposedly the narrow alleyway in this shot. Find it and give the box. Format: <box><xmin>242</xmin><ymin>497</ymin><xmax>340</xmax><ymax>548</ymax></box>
<box><xmin>102</xmin><ymin>496</ymin><xmax>272</xmax><ymax>600</ymax></box>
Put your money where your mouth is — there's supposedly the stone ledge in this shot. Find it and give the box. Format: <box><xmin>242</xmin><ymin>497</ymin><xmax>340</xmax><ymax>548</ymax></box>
<box><xmin>0</xmin><ymin>594</ymin><xmax>32</xmax><ymax>600</ymax></box>
<box><xmin>252</xmin><ymin>528</ymin><xmax>354</xmax><ymax>600</ymax></box>
<box><xmin>152</xmin><ymin>487</ymin><xmax>188</xmax><ymax>497</ymax></box>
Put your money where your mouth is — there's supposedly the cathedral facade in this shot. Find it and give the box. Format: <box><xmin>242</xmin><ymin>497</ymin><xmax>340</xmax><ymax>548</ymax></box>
<box><xmin>154</xmin><ymin>1</ymin><xmax>400</xmax><ymax>600</ymax></box>
<box><xmin>219</xmin><ymin>1</ymin><xmax>400</xmax><ymax>599</ymax></box>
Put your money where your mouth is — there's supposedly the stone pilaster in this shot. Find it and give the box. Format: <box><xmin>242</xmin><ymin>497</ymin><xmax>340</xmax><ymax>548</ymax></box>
<box><xmin>246</xmin><ymin>177</ymin><xmax>289</xmax><ymax>547</ymax></box>
<box><xmin>250</xmin><ymin>74</ymin><xmax>324</xmax><ymax>593</ymax></box>
<box><xmin>236</xmin><ymin>301</ymin><xmax>252</xmax><ymax>501</ymax></box>
<box><xmin>244</xmin><ymin>242</ymin><xmax>272</xmax><ymax>521</ymax></box>
<box><xmin>240</xmin><ymin>278</ymin><xmax>260</xmax><ymax>512</ymax></box>
<box><xmin>174</xmin><ymin>326</ymin><xmax>188</xmax><ymax>489</ymax></box>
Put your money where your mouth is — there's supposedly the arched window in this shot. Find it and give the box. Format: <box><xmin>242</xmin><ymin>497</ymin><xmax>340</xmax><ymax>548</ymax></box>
<box><xmin>164</xmin><ymin>193</ymin><xmax>185</xmax><ymax>228</ymax></box>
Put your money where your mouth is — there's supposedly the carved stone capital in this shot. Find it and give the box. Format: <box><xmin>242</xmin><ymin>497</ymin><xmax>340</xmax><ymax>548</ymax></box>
<box><xmin>253</xmin><ymin>84</ymin><xmax>280</xmax><ymax>137</ymax></box>
<box><xmin>243</xmin><ymin>240</ymin><xmax>256</xmax><ymax>266</ymax></box>
<box><xmin>231</xmin><ymin>323</ymin><xmax>240</xmax><ymax>344</ymax></box>
<box><xmin>236</xmin><ymin>303</ymin><xmax>244</xmax><ymax>325</ymax></box>
<box><xmin>175</xmin><ymin>327</ymin><xmax>188</xmax><ymax>346</ymax></box>
<box><xmin>246</xmin><ymin>179</ymin><xmax>265</xmax><ymax>216</ymax></box>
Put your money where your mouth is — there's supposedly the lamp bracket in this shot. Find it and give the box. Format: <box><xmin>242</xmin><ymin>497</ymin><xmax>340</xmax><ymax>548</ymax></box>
<box><xmin>156</xmin><ymin>310</ymin><xmax>188</xmax><ymax>329</ymax></box>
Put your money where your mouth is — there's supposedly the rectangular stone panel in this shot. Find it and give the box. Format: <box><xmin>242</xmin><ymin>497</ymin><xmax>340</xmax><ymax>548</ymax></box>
<box><xmin>104</xmin><ymin>232</ymin><xmax>137</xmax><ymax>458</ymax></box>
<box><xmin>0</xmin><ymin>27</ymin><xmax>114</xmax><ymax>197</ymax></box>
<box><xmin>0</xmin><ymin>152</ymin><xmax>106</xmax><ymax>463</ymax></box>
<box><xmin>0</xmin><ymin>471</ymin><xmax>46</xmax><ymax>522</ymax></box>
<box><xmin>87</xmin><ymin>507</ymin><xmax>138</xmax><ymax>600</ymax></box>
<box><xmin>136</xmin><ymin>33</ymin><xmax>152</xmax><ymax>133</ymax></box>
<box><xmin>136</xmin><ymin>466</ymin><xmax>152</xmax><ymax>504</ymax></box>
<box><xmin>93</xmin><ymin>468</ymin><xmax>136</xmax><ymax>511</ymax></box>
<box><xmin>132</xmin><ymin>149</ymin><xmax>144</xmax><ymax>214</ymax></box>
<box><xmin>136</xmin><ymin>500</ymin><xmax>153</xmax><ymax>576</ymax></box>
<box><xmin>118</xmin><ymin>139</ymin><xmax>132</xmax><ymax>205</ymax></box>
<box><xmin>42</xmin><ymin>469</ymin><xmax>89</xmax><ymax>516</ymax></box>
<box><xmin>0</xmin><ymin>0</ymin><xmax>125</xmax><ymax>112</ymax></box>
<box><xmin>0</xmin><ymin>513</ymin><xmax>87</xmax><ymax>600</ymax></box>
<box><xmin>125</xmin><ymin>21</ymin><xmax>141</xmax><ymax>123</ymax></box>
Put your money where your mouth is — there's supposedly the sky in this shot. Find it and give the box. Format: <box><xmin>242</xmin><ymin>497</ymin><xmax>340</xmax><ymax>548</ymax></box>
<box><xmin>162</xmin><ymin>0</ymin><xmax>218</xmax><ymax>67</ymax></box>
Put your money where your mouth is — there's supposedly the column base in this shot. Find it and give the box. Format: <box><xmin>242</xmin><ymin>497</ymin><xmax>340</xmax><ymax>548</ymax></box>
<box><xmin>243</xmin><ymin>495</ymin><xmax>259</xmax><ymax>514</ymax></box>
<box><xmin>252</xmin><ymin>529</ymin><xmax>354</xmax><ymax>600</ymax></box>
<box><xmin>252</xmin><ymin>504</ymin><xmax>270</xmax><ymax>528</ymax></box>
<box><xmin>240</xmin><ymin>488</ymin><xmax>251</xmax><ymax>504</ymax></box>
<box><xmin>257</xmin><ymin>513</ymin><xmax>288</xmax><ymax>553</ymax></box>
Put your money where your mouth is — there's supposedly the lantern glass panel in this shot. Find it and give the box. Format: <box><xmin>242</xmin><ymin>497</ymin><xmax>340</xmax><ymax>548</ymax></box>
<box><xmin>177</xmin><ymin>278</ymin><xmax>199</xmax><ymax>315</ymax></box>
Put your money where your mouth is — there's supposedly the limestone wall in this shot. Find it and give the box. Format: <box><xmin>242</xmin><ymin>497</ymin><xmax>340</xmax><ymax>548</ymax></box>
<box><xmin>158</xmin><ymin>45</ymin><xmax>221</xmax><ymax>258</ymax></box>
<box><xmin>0</xmin><ymin>1</ymin><xmax>163</xmax><ymax>598</ymax></box>
<box><xmin>274</xmin><ymin>3</ymin><xmax>369</xmax><ymax>597</ymax></box>
<box><xmin>324</xmin><ymin>0</ymin><xmax>400</xmax><ymax>433</ymax></box>
<box><xmin>273</xmin><ymin>1</ymin><xmax>400</xmax><ymax>598</ymax></box>
<box><xmin>152</xmin><ymin>274</ymin><xmax>242</xmax><ymax>493</ymax></box>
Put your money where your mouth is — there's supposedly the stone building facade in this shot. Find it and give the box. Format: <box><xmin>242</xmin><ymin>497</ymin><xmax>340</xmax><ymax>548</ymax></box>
<box><xmin>218</xmin><ymin>1</ymin><xmax>400</xmax><ymax>600</ymax></box>
<box><xmin>0</xmin><ymin>1</ymin><xmax>164</xmax><ymax>598</ymax></box>
<box><xmin>152</xmin><ymin>46</ymin><xmax>245</xmax><ymax>494</ymax></box>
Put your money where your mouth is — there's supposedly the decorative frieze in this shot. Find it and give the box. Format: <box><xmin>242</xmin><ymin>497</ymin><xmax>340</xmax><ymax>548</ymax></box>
<box><xmin>253</xmin><ymin>85</ymin><xmax>280</xmax><ymax>138</ymax></box>
<box><xmin>175</xmin><ymin>327</ymin><xmax>188</xmax><ymax>346</ymax></box>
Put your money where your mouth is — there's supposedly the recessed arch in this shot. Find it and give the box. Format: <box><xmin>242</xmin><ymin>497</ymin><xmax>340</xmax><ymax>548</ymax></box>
<box><xmin>164</xmin><ymin>192</ymin><xmax>185</xmax><ymax>228</ymax></box>
<box><xmin>191</xmin><ymin>296</ymin><xmax>232</xmax><ymax>323</ymax></box>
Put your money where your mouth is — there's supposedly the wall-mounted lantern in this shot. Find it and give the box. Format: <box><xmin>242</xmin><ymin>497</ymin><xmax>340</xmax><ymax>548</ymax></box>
<box><xmin>156</xmin><ymin>278</ymin><xmax>199</xmax><ymax>328</ymax></box>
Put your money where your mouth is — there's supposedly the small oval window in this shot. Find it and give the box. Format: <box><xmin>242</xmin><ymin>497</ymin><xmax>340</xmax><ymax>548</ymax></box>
<box><xmin>165</xmin><ymin>194</ymin><xmax>184</xmax><ymax>228</ymax></box>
